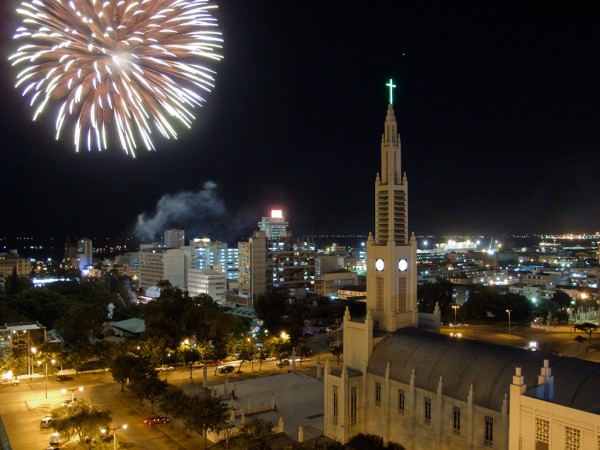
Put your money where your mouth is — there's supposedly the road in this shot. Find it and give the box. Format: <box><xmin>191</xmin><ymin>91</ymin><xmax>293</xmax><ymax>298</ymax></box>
<box><xmin>440</xmin><ymin>323</ymin><xmax>600</xmax><ymax>362</ymax></box>
<box><xmin>0</xmin><ymin>345</ymin><xmax>336</xmax><ymax>450</ymax></box>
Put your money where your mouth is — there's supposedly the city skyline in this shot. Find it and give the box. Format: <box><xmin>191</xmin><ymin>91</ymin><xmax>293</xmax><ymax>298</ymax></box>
<box><xmin>1</xmin><ymin>3</ymin><xmax>599</xmax><ymax>240</ymax></box>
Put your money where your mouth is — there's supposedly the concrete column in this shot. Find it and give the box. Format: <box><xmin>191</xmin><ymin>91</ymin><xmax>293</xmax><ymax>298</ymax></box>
<box><xmin>316</xmin><ymin>355</ymin><xmax>322</xmax><ymax>380</ymax></box>
<box><xmin>298</xmin><ymin>426</ymin><xmax>304</xmax><ymax>442</ymax></box>
<box><xmin>383</xmin><ymin>362</ymin><xmax>391</xmax><ymax>446</ymax></box>
<box><xmin>436</xmin><ymin>376</ymin><xmax>443</xmax><ymax>446</ymax></box>
<box><xmin>467</xmin><ymin>384</ymin><xmax>474</xmax><ymax>447</ymax></box>
<box><xmin>202</xmin><ymin>364</ymin><xmax>208</xmax><ymax>388</ymax></box>
<box><xmin>409</xmin><ymin>369</ymin><xmax>416</xmax><ymax>449</ymax></box>
<box><xmin>509</xmin><ymin>367</ymin><xmax>526</xmax><ymax>450</ymax></box>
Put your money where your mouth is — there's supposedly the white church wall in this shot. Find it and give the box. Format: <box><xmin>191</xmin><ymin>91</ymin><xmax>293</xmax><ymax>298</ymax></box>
<box><xmin>512</xmin><ymin>394</ymin><xmax>600</xmax><ymax>450</ymax></box>
<box><xmin>358</xmin><ymin>372</ymin><xmax>509</xmax><ymax>450</ymax></box>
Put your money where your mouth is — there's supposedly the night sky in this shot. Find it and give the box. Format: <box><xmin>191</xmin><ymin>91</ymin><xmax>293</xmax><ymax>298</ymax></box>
<box><xmin>1</xmin><ymin>2</ymin><xmax>599</xmax><ymax>243</ymax></box>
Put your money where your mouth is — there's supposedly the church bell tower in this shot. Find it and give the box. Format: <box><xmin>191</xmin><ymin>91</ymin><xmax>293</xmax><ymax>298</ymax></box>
<box><xmin>366</xmin><ymin>80</ymin><xmax>418</xmax><ymax>332</ymax></box>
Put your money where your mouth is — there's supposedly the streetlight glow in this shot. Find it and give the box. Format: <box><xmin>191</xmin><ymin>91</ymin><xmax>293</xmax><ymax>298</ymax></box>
<box><xmin>452</xmin><ymin>305</ymin><xmax>459</xmax><ymax>326</ymax></box>
<box><xmin>62</xmin><ymin>386</ymin><xmax>84</xmax><ymax>402</ymax></box>
<box><xmin>37</xmin><ymin>358</ymin><xmax>56</xmax><ymax>398</ymax></box>
<box><xmin>101</xmin><ymin>424</ymin><xmax>127</xmax><ymax>450</ymax></box>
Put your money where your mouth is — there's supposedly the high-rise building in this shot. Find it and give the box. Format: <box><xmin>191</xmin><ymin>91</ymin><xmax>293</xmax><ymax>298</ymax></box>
<box><xmin>138</xmin><ymin>244</ymin><xmax>187</xmax><ymax>293</ymax></box>
<box><xmin>77</xmin><ymin>238</ymin><xmax>93</xmax><ymax>270</ymax></box>
<box><xmin>187</xmin><ymin>268</ymin><xmax>226</xmax><ymax>302</ymax></box>
<box><xmin>164</xmin><ymin>229</ymin><xmax>185</xmax><ymax>248</ymax></box>
<box><xmin>258</xmin><ymin>210</ymin><xmax>289</xmax><ymax>239</ymax></box>
<box><xmin>64</xmin><ymin>237</ymin><xmax>93</xmax><ymax>271</ymax></box>
<box><xmin>0</xmin><ymin>250</ymin><xmax>31</xmax><ymax>277</ymax></box>
<box><xmin>237</xmin><ymin>222</ymin><xmax>315</xmax><ymax>306</ymax></box>
<box><xmin>190</xmin><ymin>238</ymin><xmax>239</xmax><ymax>281</ymax></box>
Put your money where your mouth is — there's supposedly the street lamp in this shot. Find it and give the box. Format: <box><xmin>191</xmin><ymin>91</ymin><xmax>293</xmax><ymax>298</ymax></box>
<box><xmin>62</xmin><ymin>386</ymin><xmax>84</xmax><ymax>402</ymax></box>
<box><xmin>452</xmin><ymin>305</ymin><xmax>459</xmax><ymax>326</ymax></box>
<box><xmin>506</xmin><ymin>309</ymin><xmax>512</xmax><ymax>335</ymax></box>
<box><xmin>30</xmin><ymin>347</ymin><xmax>37</xmax><ymax>379</ymax></box>
<box><xmin>101</xmin><ymin>424</ymin><xmax>127</xmax><ymax>450</ymax></box>
<box><xmin>37</xmin><ymin>359</ymin><xmax>56</xmax><ymax>398</ymax></box>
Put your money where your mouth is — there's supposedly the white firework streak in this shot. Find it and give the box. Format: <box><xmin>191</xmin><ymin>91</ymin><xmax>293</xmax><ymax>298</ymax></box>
<box><xmin>10</xmin><ymin>0</ymin><xmax>223</xmax><ymax>156</ymax></box>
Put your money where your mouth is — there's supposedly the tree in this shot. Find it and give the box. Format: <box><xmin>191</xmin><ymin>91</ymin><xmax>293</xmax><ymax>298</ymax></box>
<box><xmin>295</xmin><ymin>342</ymin><xmax>313</xmax><ymax>365</ymax></box>
<box><xmin>109</xmin><ymin>353</ymin><xmax>153</xmax><ymax>391</ymax></box>
<box><xmin>255</xmin><ymin>343</ymin><xmax>273</xmax><ymax>371</ymax></box>
<box><xmin>160</xmin><ymin>386</ymin><xmax>185</xmax><ymax>418</ymax></box>
<box><xmin>551</xmin><ymin>290</ymin><xmax>572</xmax><ymax>310</ymax></box>
<box><xmin>331</xmin><ymin>346</ymin><xmax>343</xmax><ymax>365</ymax></box>
<box><xmin>5</xmin><ymin>267</ymin><xmax>32</xmax><ymax>296</ymax></box>
<box><xmin>231</xmin><ymin>417</ymin><xmax>275</xmax><ymax>450</ymax></box>
<box><xmin>237</xmin><ymin>339</ymin><xmax>256</xmax><ymax>373</ymax></box>
<box><xmin>574</xmin><ymin>322</ymin><xmax>598</xmax><ymax>342</ymax></box>
<box><xmin>131</xmin><ymin>373</ymin><xmax>167</xmax><ymax>412</ymax></box>
<box><xmin>51</xmin><ymin>399</ymin><xmax>112</xmax><ymax>444</ymax></box>
<box><xmin>574</xmin><ymin>335</ymin><xmax>587</xmax><ymax>349</ymax></box>
<box><xmin>417</xmin><ymin>279</ymin><xmax>454</xmax><ymax>317</ymax></box>
<box><xmin>179</xmin><ymin>395</ymin><xmax>230</xmax><ymax>448</ymax></box>
<box><xmin>254</xmin><ymin>290</ymin><xmax>288</xmax><ymax>334</ymax></box>
<box><xmin>346</xmin><ymin>433</ymin><xmax>404</xmax><ymax>450</ymax></box>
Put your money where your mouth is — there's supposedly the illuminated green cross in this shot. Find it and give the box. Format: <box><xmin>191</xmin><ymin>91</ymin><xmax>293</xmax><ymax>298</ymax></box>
<box><xmin>386</xmin><ymin>78</ymin><xmax>396</xmax><ymax>104</ymax></box>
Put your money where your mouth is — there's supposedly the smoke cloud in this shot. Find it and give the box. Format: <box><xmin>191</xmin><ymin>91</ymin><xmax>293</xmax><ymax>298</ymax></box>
<box><xmin>134</xmin><ymin>181</ymin><xmax>254</xmax><ymax>242</ymax></box>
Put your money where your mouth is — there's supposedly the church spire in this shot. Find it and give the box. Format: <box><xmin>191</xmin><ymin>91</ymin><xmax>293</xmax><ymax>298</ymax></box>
<box><xmin>366</xmin><ymin>80</ymin><xmax>417</xmax><ymax>332</ymax></box>
<box><xmin>375</xmin><ymin>82</ymin><xmax>406</xmax><ymax>245</ymax></box>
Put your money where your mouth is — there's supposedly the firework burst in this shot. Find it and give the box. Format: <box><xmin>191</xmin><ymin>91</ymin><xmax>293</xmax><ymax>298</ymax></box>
<box><xmin>10</xmin><ymin>0</ymin><xmax>223</xmax><ymax>156</ymax></box>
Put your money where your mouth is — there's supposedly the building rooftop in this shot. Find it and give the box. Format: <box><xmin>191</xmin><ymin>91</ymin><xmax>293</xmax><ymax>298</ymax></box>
<box><xmin>367</xmin><ymin>327</ymin><xmax>600</xmax><ymax>413</ymax></box>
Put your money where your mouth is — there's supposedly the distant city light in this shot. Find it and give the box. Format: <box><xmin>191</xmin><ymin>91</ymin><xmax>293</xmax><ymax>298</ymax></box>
<box><xmin>271</xmin><ymin>210</ymin><xmax>283</xmax><ymax>218</ymax></box>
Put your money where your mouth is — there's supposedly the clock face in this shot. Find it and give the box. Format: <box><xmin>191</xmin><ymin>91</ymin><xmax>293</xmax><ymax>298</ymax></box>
<box><xmin>375</xmin><ymin>258</ymin><xmax>385</xmax><ymax>271</ymax></box>
<box><xmin>398</xmin><ymin>259</ymin><xmax>408</xmax><ymax>272</ymax></box>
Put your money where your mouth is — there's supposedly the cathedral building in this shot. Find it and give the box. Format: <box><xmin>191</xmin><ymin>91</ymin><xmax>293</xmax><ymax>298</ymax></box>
<box><xmin>323</xmin><ymin>91</ymin><xmax>600</xmax><ymax>449</ymax></box>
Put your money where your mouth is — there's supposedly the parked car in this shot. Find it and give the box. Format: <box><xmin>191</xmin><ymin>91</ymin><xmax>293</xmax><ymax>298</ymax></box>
<box><xmin>144</xmin><ymin>415</ymin><xmax>170</xmax><ymax>425</ymax></box>
<box><xmin>49</xmin><ymin>432</ymin><xmax>61</xmax><ymax>446</ymax></box>
<box><xmin>56</xmin><ymin>375</ymin><xmax>73</xmax><ymax>382</ymax></box>
<box><xmin>192</xmin><ymin>361</ymin><xmax>204</xmax><ymax>369</ymax></box>
<box><xmin>60</xmin><ymin>398</ymin><xmax>78</xmax><ymax>407</ymax></box>
<box><xmin>40</xmin><ymin>417</ymin><xmax>53</xmax><ymax>428</ymax></box>
<box><xmin>155</xmin><ymin>365</ymin><xmax>174</xmax><ymax>372</ymax></box>
<box><xmin>217</xmin><ymin>365</ymin><xmax>235</xmax><ymax>374</ymax></box>
<box><xmin>276</xmin><ymin>359</ymin><xmax>291</xmax><ymax>367</ymax></box>
<box><xmin>1</xmin><ymin>378</ymin><xmax>20</xmax><ymax>386</ymax></box>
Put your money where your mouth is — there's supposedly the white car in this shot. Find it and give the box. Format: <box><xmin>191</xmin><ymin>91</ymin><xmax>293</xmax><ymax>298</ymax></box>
<box><xmin>155</xmin><ymin>365</ymin><xmax>174</xmax><ymax>372</ymax></box>
<box><xmin>40</xmin><ymin>417</ymin><xmax>52</xmax><ymax>428</ymax></box>
<box><xmin>0</xmin><ymin>378</ymin><xmax>20</xmax><ymax>387</ymax></box>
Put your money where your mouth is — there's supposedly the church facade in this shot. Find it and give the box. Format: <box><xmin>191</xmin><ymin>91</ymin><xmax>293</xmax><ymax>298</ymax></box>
<box><xmin>323</xmin><ymin>95</ymin><xmax>600</xmax><ymax>449</ymax></box>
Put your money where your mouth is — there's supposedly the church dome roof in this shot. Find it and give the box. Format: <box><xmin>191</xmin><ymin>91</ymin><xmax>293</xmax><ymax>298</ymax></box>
<box><xmin>367</xmin><ymin>328</ymin><xmax>600</xmax><ymax>412</ymax></box>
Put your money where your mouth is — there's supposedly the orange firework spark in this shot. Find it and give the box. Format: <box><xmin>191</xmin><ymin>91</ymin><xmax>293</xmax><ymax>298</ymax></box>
<box><xmin>10</xmin><ymin>0</ymin><xmax>223</xmax><ymax>156</ymax></box>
